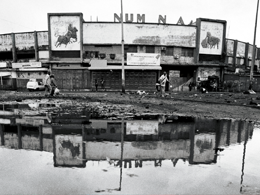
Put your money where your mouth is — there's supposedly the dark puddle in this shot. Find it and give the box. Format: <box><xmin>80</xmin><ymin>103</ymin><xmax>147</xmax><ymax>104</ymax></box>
<box><xmin>0</xmin><ymin>103</ymin><xmax>259</xmax><ymax>194</ymax></box>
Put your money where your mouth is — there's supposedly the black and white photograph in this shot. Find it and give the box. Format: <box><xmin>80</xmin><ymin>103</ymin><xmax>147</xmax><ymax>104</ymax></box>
<box><xmin>0</xmin><ymin>0</ymin><xmax>260</xmax><ymax>194</ymax></box>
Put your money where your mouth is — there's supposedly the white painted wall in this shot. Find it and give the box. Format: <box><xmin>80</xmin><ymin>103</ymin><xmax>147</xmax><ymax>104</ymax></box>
<box><xmin>83</xmin><ymin>23</ymin><xmax>196</xmax><ymax>47</ymax></box>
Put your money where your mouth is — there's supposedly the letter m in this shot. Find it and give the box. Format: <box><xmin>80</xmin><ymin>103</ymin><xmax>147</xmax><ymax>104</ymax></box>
<box><xmin>137</xmin><ymin>14</ymin><xmax>145</xmax><ymax>23</ymax></box>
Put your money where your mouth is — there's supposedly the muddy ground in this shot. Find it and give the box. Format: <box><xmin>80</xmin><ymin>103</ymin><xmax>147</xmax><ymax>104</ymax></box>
<box><xmin>1</xmin><ymin>90</ymin><xmax>260</xmax><ymax>123</ymax></box>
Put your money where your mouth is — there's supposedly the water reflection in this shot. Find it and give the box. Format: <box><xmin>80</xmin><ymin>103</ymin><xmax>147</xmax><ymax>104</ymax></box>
<box><xmin>0</xmin><ymin>114</ymin><xmax>254</xmax><ymax>168</ymax></box>
<box><xmin>0</xmin><ymin>103</ymin><xmax>258</xmax><ymax>194</ymax></box>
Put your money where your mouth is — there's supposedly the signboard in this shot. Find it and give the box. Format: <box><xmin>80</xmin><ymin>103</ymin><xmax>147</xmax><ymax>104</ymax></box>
<box><xmin>199</xmin><ymin>21</ymin><xmax>224</xmax><ymax>55</ymax></box>
<box><xmin>0</xmin><ymin>34</ymin><xmax>12</xmax><ymax>51</ymax></box>
<box><xmin>83</xmin><ymin>23</ymin><xmax>196</xmax><ymax>47</ymax></box>
<box><xmin>126</xmin><ymin>121</ymin><xmax>158</xmax><ymax>135</ymax></box>
<box><xmin>15</xmin><ymin>33</ymin><xmax>34</xmax><ymax>50</ymax></box>
<box><xmin>127</xmin><ymin>53</ymin><xmax>161</xmax><ymax>66</ymax></box>
<box><xmin>12</xmin><ymin>62</ymin><xmax>42</xmax><ymax>69</ymax></box>
<box><xmin>0</xmin><ymin>118</ymin><xmax>11</xmax><ymax>124</ymax></box>
<box><xmin>49</xmin><ymin>14</ymin><xmax>82</xmax><ymax>51</ymax></box>
<box><xmin>0</xmin><ymin>62</ymin><xmax>7</xmax><ymax>68</ymax></box>
<box><xmin>237</xmin><ymin>42</ymin><xmax>246</xmax><ymax>57</ymax></box>
<box><xmin>226</xmin><ymin>40</ymin><xmax>234</xmax><ymax>56</ymax></box>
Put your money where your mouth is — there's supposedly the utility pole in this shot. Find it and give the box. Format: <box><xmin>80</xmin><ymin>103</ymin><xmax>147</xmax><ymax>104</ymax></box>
<box><xmin>121</xmin><ymin>0</ymin><xmax>125</xmax><ymax>93</ymax></box>
<box><xmin>250</xmin><ymin>0</ymin><xmax>259</xmax><ymax>82</ymax></box>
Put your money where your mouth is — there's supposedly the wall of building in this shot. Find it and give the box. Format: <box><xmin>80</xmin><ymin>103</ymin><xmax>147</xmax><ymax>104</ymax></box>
<box><xmin>91</xmin><ymin>70</ymin><xmax>157</xmax><ymax>91</ymax></box>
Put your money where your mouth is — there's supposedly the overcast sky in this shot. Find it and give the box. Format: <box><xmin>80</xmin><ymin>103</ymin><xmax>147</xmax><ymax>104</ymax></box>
<box><xmin>0</xmin><ymin>0</ymin><xmax>259</xmax><ymax>46</ymax></box>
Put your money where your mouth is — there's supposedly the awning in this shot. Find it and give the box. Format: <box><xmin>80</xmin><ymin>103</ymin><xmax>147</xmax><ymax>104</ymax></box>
<box><xmin>0</xmin><ymin>72</ymin><xmax>11</xmax><ymax>77</ymax></box>
<box><xmin>89</xmin><ymin>65</ymin><xmax>162</xmax><ymax>70</ymax></box>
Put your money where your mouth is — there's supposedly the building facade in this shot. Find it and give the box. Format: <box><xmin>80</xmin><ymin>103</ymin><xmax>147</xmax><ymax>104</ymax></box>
<box><xmin>0</xmin><ymin>12</ymin><xmax>259</xmax><ymax>91</ymax></box>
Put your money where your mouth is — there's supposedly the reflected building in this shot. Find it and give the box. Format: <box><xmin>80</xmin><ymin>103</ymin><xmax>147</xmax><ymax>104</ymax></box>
<box><xmin>0</xmin><ymin>113</ymin><xmax>255</xmax><ymax>168</ymax></box>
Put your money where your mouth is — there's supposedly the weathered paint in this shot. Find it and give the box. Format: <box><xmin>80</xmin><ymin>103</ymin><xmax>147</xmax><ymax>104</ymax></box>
<box><xmin>37</xmin><ymin>32</ymin><xmax>49</xmax><ymax>48</ymax></box>
<box><xmin>4</xmin><ymin>133</ymin><xmax>19</xmax><ymax>149</ymax></box>
<box><xmin>15</xmin><ymin>33</ymin><xmax>35</xmax><ymax>51</ymax></box>
<box><xmin>0</xmin><ymin>34</ymin><xmax>12</xmax><ymax>51</ymax></box>
<box><xmin>226</xmin><ymin>40</ymin><xmax>234</xmax><ymax>56</ymax></box>
<box><xmin>83</xmin><ymin>23</ymin><xmax>196</xmax><ymax>47</ymax></box>
<box><xmin>237</xmin><ymin>41</ymin><xmax>246</xmax><ymax>57</ymax></box>
<box><xmin>85</xmin><ymin>140</ymin><xmax>190</xmax><ymax>160</ymax></box>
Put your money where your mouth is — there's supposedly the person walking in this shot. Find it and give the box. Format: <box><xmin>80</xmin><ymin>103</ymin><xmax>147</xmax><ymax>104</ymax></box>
<box><xmin>43</xmin><ymin>71</ymin><xmax>51</xmax><ymax>97</ymax></box>
<box><xmin>158</xmin><ymin>71</ymin><xmax>168</xmax><ymax>97</ymax></box>
<box><xmin>49</xmin><ymin>74</ymin><xmax>57</xmax><ymax>97</ymax></box>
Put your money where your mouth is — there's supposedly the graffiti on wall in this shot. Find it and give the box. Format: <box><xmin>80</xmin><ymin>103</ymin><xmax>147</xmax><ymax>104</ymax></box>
<box><xmin>0</xmin><ymin>34</ymin><xmax>12</xmax><ymax>51</ymax></box>
<box><xmin>49</xmin><ymin>16</ymin><xmax>81</xmax><ymax>51</ymax></box>
<box><xmin>15</xmin><ymin>33</ymin><xmax>34</xmax><ymax>50</ymax></box>
<box><xmin>199</xmin><ymin>21</ymin><xmax>224</xmax><ymax>55</ymax></box>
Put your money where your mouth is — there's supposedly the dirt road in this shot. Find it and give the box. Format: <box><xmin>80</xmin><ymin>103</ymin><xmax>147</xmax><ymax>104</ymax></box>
<box><xmin>1</xmin><ymin>90</ymin><xmax>260</xmax><ymax>122</ymax></box>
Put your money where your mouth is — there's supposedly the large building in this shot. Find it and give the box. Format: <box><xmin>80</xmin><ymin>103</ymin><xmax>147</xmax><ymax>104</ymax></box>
<box><xmin>0</xmin><ymin>12</ymin><xmax>259</xmax><ymax>91</ymax></box>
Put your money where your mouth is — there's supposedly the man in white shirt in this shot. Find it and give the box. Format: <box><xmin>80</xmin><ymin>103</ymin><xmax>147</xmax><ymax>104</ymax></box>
<box><xmin>158</xmin><ymin>71</ymin><xmax>168</xmax><ymax>97</ymax></box>
<box><xmin>43</xmin><ymin>71</ymin><xmax>51</xmax><ymax>96</ymax></box>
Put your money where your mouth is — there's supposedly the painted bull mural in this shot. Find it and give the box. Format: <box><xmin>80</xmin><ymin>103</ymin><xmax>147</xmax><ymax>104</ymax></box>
<box><xmin>201</xmin><ymin>32</ymin><xmax>220</xmax><ymax>49</ymax></box>
<box><xmin>55</xmin><ymin>24</ymin><xmax>78</xmax><ymax>48</ymax></box>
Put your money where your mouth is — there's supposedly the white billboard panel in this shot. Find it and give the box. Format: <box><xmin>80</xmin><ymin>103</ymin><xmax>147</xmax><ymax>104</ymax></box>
<box><xmin>83</xmin><ymin>23</ymin><xmax>196</xmax><ymax>47</ymax></box>
<box><xmin>199</xmin><ymin>21</ymin><xmax>224</xmax><ymax>55</ymax></box>
<box><xmin>127</xmin><ymin>53</ymin><xmax>160</xmax><ymax>65</ymax></box>
<box><xmin>126</xmin><ymin>121</ymin><xmax>159</xmax><ymax>135</ymax></box>
<box><xmin>50</xmin><ymin>16</ymin><xmax>81</xmax><ymax>51</ymax></box>
<box><xmin>237</xmin><ymin>42</ymin><xmax>246</xmax><ymax>57</ymax></box>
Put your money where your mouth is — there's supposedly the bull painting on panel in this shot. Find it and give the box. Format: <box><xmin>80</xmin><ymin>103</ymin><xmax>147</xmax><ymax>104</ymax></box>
<box><xmin>49</xmin><ymin>15</ymin><xmax>81</xmax><ymax>51</ymax></box>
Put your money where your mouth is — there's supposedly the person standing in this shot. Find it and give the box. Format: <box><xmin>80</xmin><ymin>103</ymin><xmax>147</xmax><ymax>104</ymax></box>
<box><xmin>49</xmin><ymin>74</ymin><xmax>57</xmax><ymax>97</ymax></box>
<box><xmin>158</xmin><ymin>71</ymin><xmax>169</xmax><ymax>97</ymax></box>
<box><xmin>95</xmin><ymin>79</ymin><xmax>98</xmax><ymax>91</ymax></box>
<box><xmin>100</xmin><ymin>77</ymin><xmax>105</xmax><ymax>91</ymax></box>
<box><xmin>43</xmin><ymin>71</ymin><xmax>51</xmax><ymax>97</ymax></box>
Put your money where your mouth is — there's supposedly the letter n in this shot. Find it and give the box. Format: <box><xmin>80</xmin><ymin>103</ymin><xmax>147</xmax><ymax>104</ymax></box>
<box><xmin>137</xmin><ymin>14</ymin><xmax>145</xmax><ymax>23</ymax></box>
<box><xmin>158</xmin><ymin>15</ymin><xmax>166</xmax><ymax>24</ymax></box>
<box><xmin>114</xmin><ymin>13</ymin><xmax>122</xmax><ymax>22</ymax></box>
